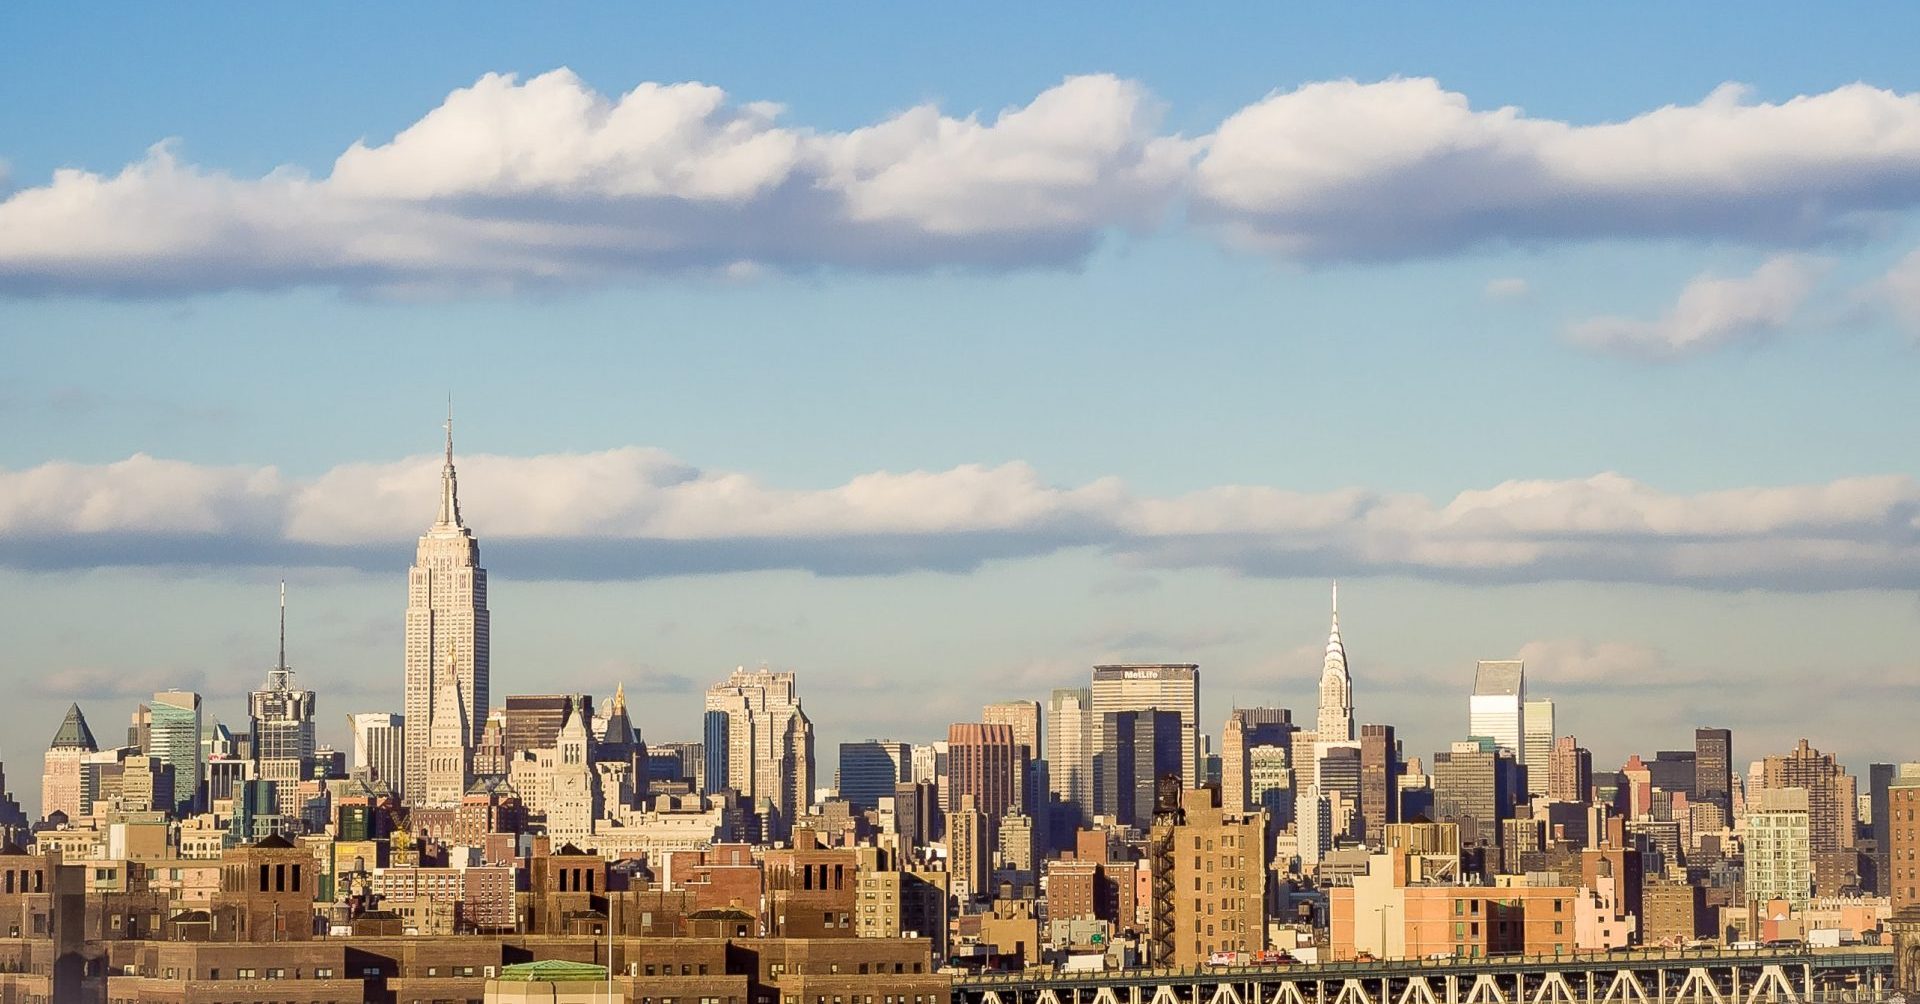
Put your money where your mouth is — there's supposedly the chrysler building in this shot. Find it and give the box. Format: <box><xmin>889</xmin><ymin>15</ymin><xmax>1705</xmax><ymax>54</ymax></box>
<box><xmin>1316</xmin><ymin>582</ymin><xmax>1353</xmax><ymax>743</ymax></box>
<box><xmin>402</xmin><ymin>412</ymin><xmax>490</xmax><ymax>800</ymax></box>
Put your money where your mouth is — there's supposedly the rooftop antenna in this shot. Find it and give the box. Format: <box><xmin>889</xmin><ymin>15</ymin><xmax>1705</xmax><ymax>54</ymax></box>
<box><xmin>278</xmin><ymin>580</ymin><xmax>287</xmax><ymax>672</ymax></box>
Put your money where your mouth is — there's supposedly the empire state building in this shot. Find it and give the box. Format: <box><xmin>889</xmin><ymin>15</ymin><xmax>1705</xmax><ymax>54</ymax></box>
<box><xmin>402</xmin><ymin>416</ymin><xmax>490</xmax><ymax>800</ymax></box>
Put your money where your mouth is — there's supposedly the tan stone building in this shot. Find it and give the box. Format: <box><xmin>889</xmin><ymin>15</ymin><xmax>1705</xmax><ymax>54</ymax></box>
<box><xmin>1150</xmin><ymin>787</ymin><xmax>1266</xmax><ymax>966</ymax></box>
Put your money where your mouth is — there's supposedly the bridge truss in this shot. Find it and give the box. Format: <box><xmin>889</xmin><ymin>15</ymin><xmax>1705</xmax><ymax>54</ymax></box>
<box><xmin>954</xmin><ymin>949</ymin><xmax>1895</xmax><ymax>1004</ymax></box>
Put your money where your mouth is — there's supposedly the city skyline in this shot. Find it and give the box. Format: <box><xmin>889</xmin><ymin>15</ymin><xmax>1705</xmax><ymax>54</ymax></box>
<box><xmin>0</xmin><ymin>425</ymin><xmax>1907</xmax><ymax>817</ymax></box>
<box><xmin>7</xmin><ymin>6</ymin><xmax>1920</xmax><ymax>804</ymax></box>
<box><xmin>13</xmin><ymin>8</ymin><xmax>1920</xmax><ymax>999</ymax></box>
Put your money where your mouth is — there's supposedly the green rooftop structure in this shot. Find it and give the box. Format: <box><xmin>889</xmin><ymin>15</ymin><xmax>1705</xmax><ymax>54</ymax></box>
<box><xmin>496</xmin><ymin>960</ymin><xmax>610</xmax><ymax>982</ymax></box>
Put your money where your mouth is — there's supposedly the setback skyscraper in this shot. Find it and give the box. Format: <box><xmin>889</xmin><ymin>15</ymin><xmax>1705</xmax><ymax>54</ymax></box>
<box><xmin>251</xmin><ymin>582</ymin><xmax>317</xmax><ymax>816</ymax></box>
<box><xmin>704</xmin><ymin>666</ymin><xmax>815</xmax><ymax>839</ymax></box>
<box><xmin>403</xmin><ymin>414</ymin><xmax>490</xmax><ymax>801</ymax></box>
<box><xmin>1317</xmin><ymin>583</ymin><xmax>1353</xmax><ymax>744</ymax></box>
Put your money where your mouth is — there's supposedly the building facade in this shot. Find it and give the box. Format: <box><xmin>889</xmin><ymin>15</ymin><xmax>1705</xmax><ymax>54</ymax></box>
<box><xmin>348</xmin><ymin>712</ymin><xmax>405</xmax><ymax>793</ymax></box>
<box><xmin>704</xmin><ymin>667</ymin><xmax>815</xmax><ymax>839</ymax></box>
<box><xmin>42</xmin><ymin>703</ymin><xmax>98</xmax><ymax>821</ymax></box>
<box><xmin>1090</xmin><ymin>664</ymin><xmax>1200</xmax><ymax>792</ymax></box>
<box><xmin>402</xmin><ymin>418</ymin><xmax>490</xmax><ymax>802</ymax></box>
<box><xmin>1467</xmin><ymin>661</ymin><xmax>1525</xmax><ymax>765</ymax></box>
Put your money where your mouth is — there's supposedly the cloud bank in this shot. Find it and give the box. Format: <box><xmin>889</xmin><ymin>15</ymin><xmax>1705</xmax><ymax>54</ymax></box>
<box><xmin>1565</xmin><ymin>255</ymin><xmax>1826</xmax><ymax>358</ymax></box>
<box><xmin>0</xmin><ymin>71</ymin><xmax>1189</xmax><ymax>295</ymax></box>
<box><xmin>4</xmin><ymin>448</ymin><xmax>1919</xmax><ymax>590</ymax></box>
<box><xmin>11</xmin><ymin>73</ymin><xmax>1920</xmax><ymax>293</ymax></box>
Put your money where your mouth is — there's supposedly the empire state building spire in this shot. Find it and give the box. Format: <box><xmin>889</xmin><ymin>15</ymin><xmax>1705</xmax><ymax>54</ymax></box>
<box><xmin>1316</xmin><ymin>580</ymin><xmax>1354</xmax><ymax>743</ymax></box>
<box><xmin>436</xmin><ymin>399</ymin><xmax>464</xmax><ymax>529</ymax></box>
<box><xmin>404</xmin><ymin>407</ymin><xmax>489</xmax><ymax>804</ymax></box>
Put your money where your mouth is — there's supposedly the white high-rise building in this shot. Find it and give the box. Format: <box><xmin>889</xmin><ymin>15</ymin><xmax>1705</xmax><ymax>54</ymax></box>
<box><xmin>251</xmin><ymin>583</ymin><xmax>316</xmax><ymax>816</ymax></box>
<box><xmin>1296</xmin><ymin>784</ymin><xmax>1333</xmax><ymax>871</ymax></box>
<box><xmin>348</xmin><ymin>712</ymin><xmax>405</xmax><ymax>792</ymax></box>
<box><xmin>1523</xmin><ymin>697</ymin><xmax>1555</xmax><ymax>797</ymax></box>
<box><xmin>1469</xmin><ymin>661</ymin><xmax>1527</xmax><ymax>764</ymax></box>
<box><xmin>1748</xmin><ymin>787</ymin><xmax>1812</xmax><ymax>911</ymax></box>
<box><xmin>704</xmin><ymin>667</ymin><xmax>815</xmax><ymax>839</ymax></box>
<box><xmin>1090</xmin><ymin>664</ymin><xmax>1201</xmax><ymax>786</ymax></box>
<box><xmin>402</xmin><ymin>414</ymin><xmax>490</xmax><ymax>802</ymax></box>
<box><xmin>1317</xmin><ymin>583</ymin><xmax>1353</xmax><ymax>744</ymax></box>
<box><xmin>1046</xmin><ymin>688</ymin><xmax>1094</xmax><ymax>828</ymax></box>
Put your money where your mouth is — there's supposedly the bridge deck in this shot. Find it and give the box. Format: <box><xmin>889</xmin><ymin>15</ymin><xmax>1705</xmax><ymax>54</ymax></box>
<box><xmin>952</xmin><ymin>946</ymin><xmax>1894</xmax><ymax>1004</ymax></box>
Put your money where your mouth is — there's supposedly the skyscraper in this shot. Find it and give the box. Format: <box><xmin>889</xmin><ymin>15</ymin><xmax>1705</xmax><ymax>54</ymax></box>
<box><xmin>1694</xmin><ymin>727</ymin><xmax>1733</xmax><ymax>816</ymax></box>
<box><xmin>403</xmin><ymin>413</ymin><xmax>490</xmax><ymax>802</ymax></box>
<box><xmin>41</xmin><ymin>703</ymin><xmax>98</xmax><ymax>822</ymax></box>
<box><xmin>946</xmin><ymin>722</ymin><xmax>1024</xmax><ymax>822</ymax></box>
<box><xmin>503</xmin><ymin>695</ymin><xmax>591</xmax><ymax>761</ymax></box>
<box><xmin>1872</xmin><ymin>762</ymin><xmax>1895</xmax><ymax>897</ymax></box>
<box><xmin>1522</xmin><ymin>698</ymin><xmax>1554</xmax><ymax>797</ymax></box>
<box><xmin>704</xmin><ymin>666</ymin><xmax>815</xmax><ymax>839</ymax></box>
<box><xmin>1359</xmin><ymin>723</ymin><xmax>1399</xmax><ymax>846</ymax></box>
<box><xmin>1090</xmin><ymin>664</ymin><xmax>1200</xmax><ymax>786</ymax></box>
<box><xmin>1761</xmin><ymin>739</ymin><xmax>1856</xmax><ymax>852</ymax></box>
<box><xmin>1548</xmin><ymin>736</ymin><xmax>1592</xmax><ymax>804</ymax></box>
<box><xmin>347</xmin><ymin>712</ymin><xmax>405</xmax><ymax>792</ymax></box>
<box><xmin>251</xmin><ymin>583</ymin><xmax>316</xmax><ymax>816</ymax></box>
<box><xmin>1468</xmin><ymin>661</ymin><xmax>1526</xmax><ymax>764</ymax></box>
<box><xmin>1318</xmin><ymin>583</ymin><xmax>1353</xmax><ymax>744</ymax></box>
<box><xmin>1095</xmin><ymin>709</ymin><xmax>1182</xmax><ymax>830</ymax></box>
<box><xmin>838</xmin><ymin>740</ymin><xmax>912</xmax><ymax>810</ymax></box>
<box><xmin>1432</xmin><ymin>737</ymin><xmax>1521</xmax><ymax>848</ymax></box>
<box><xmin>981</xmin><ymin>701</ymin><xmax>1041</xmax><ymax>761</ymax></box>
<box><xmin>983</xmin><ymin>700</ymin><xmax>1044</xmax><ymax>827</ymax></box>
<box><xmin>1046</xmin><ymin>688</ymin><xmax>1094</xmax><ymax>830</ymax></box>
<box><xmin>1221</xmin><ymin>707</ymin><xmax>1293</xmax><ymax>813</ymax></box>
<box><xmin>148</xmin><ymin>690</ymin><xmax>201</xmax><ymax>816</ymax></box>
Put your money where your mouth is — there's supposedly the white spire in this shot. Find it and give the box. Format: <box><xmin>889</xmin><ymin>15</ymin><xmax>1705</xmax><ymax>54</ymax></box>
<box><xmin>1317</xmin><ymin>579</ymin><xmax>1353</xmax><ymax>743</ymax></box>
<box><xmin>1325</xmin><ymin>580</ymin><xmax>1345</xmax><ymax>665</ymax></box>
<box><xmin>435</xmin><ymin>399</ymin><xmax>464</xmax><ymax>529</ymax></box>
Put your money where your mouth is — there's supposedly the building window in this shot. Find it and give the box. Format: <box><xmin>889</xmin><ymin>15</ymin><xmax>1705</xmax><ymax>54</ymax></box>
<box><xmin>317</xmin><ymin>968</ymin><xmax>333</xmax><ymax>978</ymax></box>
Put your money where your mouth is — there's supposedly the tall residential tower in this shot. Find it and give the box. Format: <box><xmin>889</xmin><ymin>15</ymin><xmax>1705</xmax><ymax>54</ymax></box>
<box><xmin>402</xmin><ymin>413</ymin><xmax>490</xmax><ymax>801</ymax></box>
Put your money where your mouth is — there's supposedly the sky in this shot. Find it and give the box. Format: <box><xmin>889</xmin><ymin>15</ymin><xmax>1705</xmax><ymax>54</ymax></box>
<box><xmin>6</xmin><ymin>5</ymin><xmax>1920</xmax><ymax>814</ymax></box>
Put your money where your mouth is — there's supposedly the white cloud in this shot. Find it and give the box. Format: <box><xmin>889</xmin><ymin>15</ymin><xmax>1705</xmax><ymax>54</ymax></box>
<box><xmin>14</xmin><ymin>74</ymin><xmax>1920</xmax><ymax>294</ymax></box>
<box><xmin>0</xmin><ymin>70</ymin><xmax>1190</xmax><ymax>295</ymax></box>
<box><xmin>4</xmin><ymin>448</ymin><xmax>1919</xmax><ymax>590</ymax></box>
<box><xmin>1193</xmin><ymin>78</ymin><xmax>1920</xmax><ymax>259</ymax></box>
<box><xmin>1514</xmin><ymin>639</ymin><xmax>1673</xmax><ymax>687</ymax></box>
<box><xmin>1876</xmin><ymin>247</ymin><xmax>1920</xmax><ymax>333</ymax></box>
<box><xmin>1484</xmin><ymin>277</ymin><xmax>1530</xmax><ymax>301</ymax></box>
<box><xmin>1564</xmin><ymin>256</ymin><xmax>1825</xmax><ymax>358</ymax></box>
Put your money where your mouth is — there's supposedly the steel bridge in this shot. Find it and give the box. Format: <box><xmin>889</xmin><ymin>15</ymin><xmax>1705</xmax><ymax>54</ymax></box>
<box><xmin>953</xmin><ymin>946</ymin><xmax>1897</xmax><ymax>1004</ymax></box>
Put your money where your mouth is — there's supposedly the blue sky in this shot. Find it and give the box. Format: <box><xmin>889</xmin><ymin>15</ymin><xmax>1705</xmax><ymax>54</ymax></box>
<box><xmin>5</xmin><ymin>5</ymin><xmax>1920</xmax><ymax>811</ymax></box>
